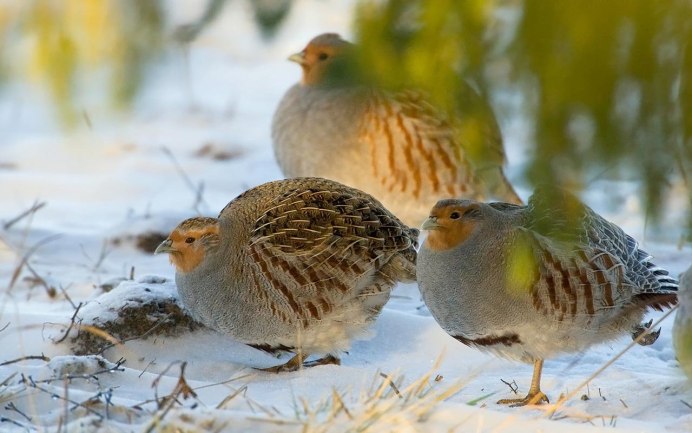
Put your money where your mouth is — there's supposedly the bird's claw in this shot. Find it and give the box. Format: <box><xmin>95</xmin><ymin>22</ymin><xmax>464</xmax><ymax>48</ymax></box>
<box><xmin>497</xmin><ymin>391</ymin><xmax>550</xmax><ymax>407</ymax></box>
<box><xmin>257</xmin><ymin>354</ymin><xmax>339</xmax><ymax>373</ymax></box>
<box><xmin>632</xmin><ymin>319</ymin><xmax>661</xmax><ymax>346</ymax></box>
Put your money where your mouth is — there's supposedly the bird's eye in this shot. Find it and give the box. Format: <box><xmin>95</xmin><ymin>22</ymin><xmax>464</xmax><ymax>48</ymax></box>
<box><xmin>318</xmin><ymin>52</ymin><xmax>329</xmax><ymax>61</ymax></box>
<box><xmin>185</xmin><ymin>237</ymin><xmax>195</xmax><ymax>244</ymax></box>
<box><xmin>450</xmin><ymin>212</ymin><xmax>461</xmax><ymax>220</ymax></box>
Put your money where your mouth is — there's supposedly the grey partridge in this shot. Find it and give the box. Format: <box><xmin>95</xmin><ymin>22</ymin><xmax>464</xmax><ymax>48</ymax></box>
<box><xmin>272</xmin><ymin>33</ymin><xmax>522</xmax><ymax>228</ymax></box>
<box><xmin>416</xmin><ymin>188</ymin><xmax>678</xmax><ymax>406</ymax></box>
<box><xmin>156</xmin><ymin>177</ymin><xmax>418</xmax><ymax>372</ymax></box>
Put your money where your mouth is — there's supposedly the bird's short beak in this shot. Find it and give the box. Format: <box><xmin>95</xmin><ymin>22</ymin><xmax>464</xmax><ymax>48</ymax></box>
<box><xmin>154</xmin><ymin>239</ymin><xmax>175</xmax><ymax>255</ymax></box>
<box><xmin>288</xmin><ymin>50</ymin><xmax>306</xmax><ymax>65</ymax></box>
<box><xmin>421</xmin><ymin>216</ymin><xmax>442</xmax><ymax>231</ymax></box>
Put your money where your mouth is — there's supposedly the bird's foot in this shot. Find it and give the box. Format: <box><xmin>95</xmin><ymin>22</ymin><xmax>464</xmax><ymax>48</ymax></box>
<box><xmin>258</xmin><ymin>354</ymin><xmax>339</xmax><ymax>373</ymax></box>
<box><xmin>631</xmin><ymin>319</ymin><xmax>661</xmax><ymax>346</ymax></box>
<box><xmin>303</xmin><ymin>354</ymin><xmax>340</xmax><ymax>368</ymax></box>
<box><xmin>257</xmin><ymin>353</ymin><xmax>305</xmax><ymax>373</ymax></box>
<box><xmin>497</xmin><ymin>391</ymin><xmax>549</xmax><ymax>407</ymax></box>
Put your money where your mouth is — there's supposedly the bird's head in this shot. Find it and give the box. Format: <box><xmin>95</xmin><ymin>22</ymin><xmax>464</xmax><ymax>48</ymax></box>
<box><xmin>289</xmin><ymin>33</ymin><xmax>354</xmax><ymax>86</ymax></box>
<box><xmin>421</xmin><ymin>199</ymin><xmax>484</xmax><ymax>251</ymax></box>
<box><xmin>155</xmin><ymin>217</ymin><xmax>220</xmax><ymax>273</ymax></box>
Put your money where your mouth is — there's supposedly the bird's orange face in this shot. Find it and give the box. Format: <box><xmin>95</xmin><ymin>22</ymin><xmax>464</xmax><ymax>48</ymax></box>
<box><xmin>155</xmin><ymin>217</ymin><xmax>220</xmax><ymax>274</ymax></box>
<box><xmin>290</xmin><ymin>33</ymin><xmax>351</xmax><ymax>85</ymax></box>
<box><xmin>421</xmin><ymin>200</ymin><xmax>482</xmax><ymax>251</ymax></box>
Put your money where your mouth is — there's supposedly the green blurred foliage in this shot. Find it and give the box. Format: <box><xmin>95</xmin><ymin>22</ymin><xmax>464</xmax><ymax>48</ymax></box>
<box><xmin>0</xmin><ymin>0</ymin><xmax>689</xmax><ymax>237</ymax></box>
<box><xmin>353</xmin><ymin>0</ymin><xmax>691</xmax><ymax>239</ymax></box>
<box><xmin>0</xmin><ymin>0</ymin><xmax>163</xmax><ymax>126</ymax></box>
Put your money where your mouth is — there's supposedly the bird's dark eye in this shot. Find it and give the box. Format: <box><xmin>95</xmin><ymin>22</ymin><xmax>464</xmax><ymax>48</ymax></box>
<box><xmin>185</xmin><ymin>237</ymin><xmax>195</xmax><ymax>244</ymax></box>
<box><xmin>450</xmin><ymin>212</ymin><xmax>461</xmax><ymax>220</ymax></box>
<box><xmin>318</xmin><ymin>52</ymin><xmax>329</xmax><ymax>61</ymax></box>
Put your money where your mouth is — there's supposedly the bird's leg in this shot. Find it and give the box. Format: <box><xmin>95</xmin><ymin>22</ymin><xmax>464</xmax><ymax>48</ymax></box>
<box><xmin>497</xmin><ymin>359</ymin><xmax>550</xmax><ymax>407</ymax></box>
<box><xmin>303</xmin><ymin>354</ymin><xmax>341</xmax><ymax>368</ymax></box>
<box><xmin>258</xmin><ymin>352</ymin><xmax>307</xmax><ymax>373</ymax></box>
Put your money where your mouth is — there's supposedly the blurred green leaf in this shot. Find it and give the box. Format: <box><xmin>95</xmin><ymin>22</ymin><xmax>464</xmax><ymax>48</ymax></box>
<box><xmin>6</xmin><ymin>0</ymin><xmax>164</xmax><ymax>127</ymax></box>
<box><xmin>352</xmin><ymin>0</ymin><xmax>691</xmax><ymax>239</ymax></box>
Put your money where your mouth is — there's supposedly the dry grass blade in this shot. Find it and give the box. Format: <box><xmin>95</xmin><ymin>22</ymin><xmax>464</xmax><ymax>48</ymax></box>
<box><xmin>145</xmin><ymin>361</ymin><xmax>199</xmax><ymax>433</ymax></box>
<box><xmin>216</xmin><ymin>385</ymin><xmax>248</xmax><ymax>409</ymax></box>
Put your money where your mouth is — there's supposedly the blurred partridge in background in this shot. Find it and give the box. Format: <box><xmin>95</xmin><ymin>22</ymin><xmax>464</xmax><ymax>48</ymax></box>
<box><xmin>272</xmin><ymin>33</ymin><xmax>522</xmax><ymax>228</ymax></box>
<box><xmin>674</xmin><ymin>264</ymin><xmax>692</xmax><ymax>382</ymax></box>
<box><xmin>156</xmin><ymin>177</ymin><xmax>418</xmax><ymax>372</ymax></box>
<box><xmin>416</xmin><ymin>188</ymin><xmax>678</xmax><ymax>406</ymax></box>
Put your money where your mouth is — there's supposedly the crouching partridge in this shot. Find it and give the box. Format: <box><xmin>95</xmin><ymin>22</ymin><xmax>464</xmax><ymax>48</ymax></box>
<box><xmin>416</xmin><ymin>188</ymin><xmax>678</xmax><ymax>406</ymax></box>
<box><xmin>155</xmin><ymin>177</ymin><xmax>418</xmax><ymax>372</ymax></box>
<box><xmin>674</xmin><ymin>264</ymin><xmax>692</xmax><ymax>382</ymax></box>
<box><xmin>272</xmin><ymin>33</ymin><xmax>522</xmax><ymax>228</ymax></box>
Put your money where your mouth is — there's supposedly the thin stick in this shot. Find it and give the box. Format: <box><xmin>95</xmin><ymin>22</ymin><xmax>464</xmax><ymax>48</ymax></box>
<box><xmin>0</xmin><ymin>355</ymin><xmax>50</xmax><ymax>366</ymax></box>
<box><xmin>54</xmin><ymin>302</ymin><xmax>83</xmax><ymax>344</ymax></box>
<box><xmin>161</xmin><ymin>147</ymin><xmax>207</xmax><ymax>213</ymax></box>
<box><xmin>3</xmin><ymin>201</ymin><xmax>46</xmax><ymax>230</ymax></box>
<box><xmin>8</xmin><ymin>234</ymin><xmax>62</xmax><ymax>291</ymax></box>
<box><xmin>546</xmin><ymin>306</ymin><xmax>678</xmax><ymax>418</ymax></box>
<box><xmin>4</xmin><ymin>402</ymin><xmax>31</xmax><ymax>421</ymax></box>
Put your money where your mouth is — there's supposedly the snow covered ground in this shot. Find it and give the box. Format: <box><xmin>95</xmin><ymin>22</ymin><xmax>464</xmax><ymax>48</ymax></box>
<box><xmin>1</xmin><ymin>1</ymin><xmax>690</xmax><ymax>431</ymax></box>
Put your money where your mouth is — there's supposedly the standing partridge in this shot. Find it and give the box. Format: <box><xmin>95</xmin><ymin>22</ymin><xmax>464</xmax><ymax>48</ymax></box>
<box><xmin>674</xmin><ymin>264</ymin><xmax>692</xmax><ymax>382</ymax></box>
<box><xmin>272</xmin><ymin>33</ymin><xmax>522</xmax><ymax>228</ymax></box>
<box><xmin>155</xmin><ymin>177</ymin><xmax>418</xmax><ymax>372</ymax></box>
<box><xmin>416</xmin><ymin>188</ymin><xmax>678</xmax><ymax>406</ymax></box>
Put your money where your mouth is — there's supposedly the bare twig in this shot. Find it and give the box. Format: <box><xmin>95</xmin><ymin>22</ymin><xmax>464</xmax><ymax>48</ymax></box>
<box><xmin>0</xmin><ymin>322</ymin><xmax>8</xmax><ymax>333</ymax></box>
<box><xmin>58</xmin><ymin>284</ymin><xmax>77</xmax><ymax>309</ymax></box>
<box><xmin>20</xmin><ymin>374</ymin><xmax>104</xmax><ymax>420</ymax></box>
<box><xmin>0</xmin><ymin>355</ymin><xmax>50</xmax><ymax>366</ymax></box>
<box><xmin>8</xmin><ymin>234</ymin><xmax>62</xmax><ymax>291</ymax></box>
<box><xmin>145</xmin><ymin>361</ymin><xmax>198</xmax><ymax>433</ymax></box>
<box><xmin>0</xmin><ymin>373</ymin><xmax>17</xmax><ymax>387</ymax></box>
<box><xmin>161</xmin><ymin>147</ymin><xmax>207</xmax><ymax>213</ymax></box>
<box><xmin>30</xmin><ymin>358</ymin><xmax>125</xmax><ymax>385</ymax></box>
<box><xmin>54</xmin><ymin>302</ymin><xmax>83</xmax><ymax>344</ymax></box>
<box><xmin>4</xmin><ymin>402</ymin><xmax>32</xmax><ymax>421</ymax></box>
<box><xmin>80</xmin><ymin>240</ymin><xmax>112</xmax><ymax>272</ymax></box>
<box><xmin>3</xmin><ymin>201</ymin><xmax>46</xmax><ymax>230</ymax></box>
<box><xmin>0</xmin><ymin>416</ymin><xmax>32</xmax><ymax>431</ymax></box>
<box><xmin>500</xmin><ymin>378</ymin><xmax>519</xmax><ymax>394</ymax></box>
<box><xmin>22</xmin><ymin>262</ymin><xmax>56</xmax><ymax>298</ymax></box>
<box><xmin>139</xmin><ymin>358</ymin><xmax>157</xmax><ymax>378</ymax></box>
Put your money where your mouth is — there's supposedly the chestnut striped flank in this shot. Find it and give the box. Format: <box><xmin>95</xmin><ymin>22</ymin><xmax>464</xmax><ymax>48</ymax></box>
<box><xmin>454</xmin><ymin>333</ymin><xmax>521</xmax><ymax>347</ymax></box>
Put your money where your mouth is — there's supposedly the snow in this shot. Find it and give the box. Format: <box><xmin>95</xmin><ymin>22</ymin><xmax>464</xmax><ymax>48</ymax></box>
<box><xmin>1</xmin><ymin>0</ymin><xmax>691</xmax><ymax>432</ymax></box>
